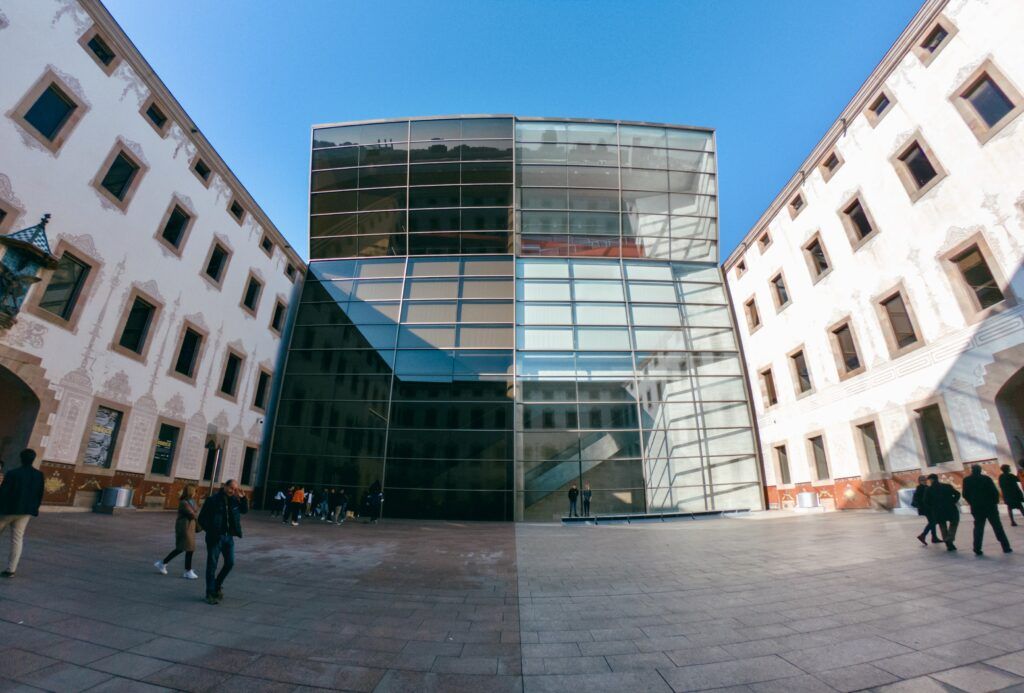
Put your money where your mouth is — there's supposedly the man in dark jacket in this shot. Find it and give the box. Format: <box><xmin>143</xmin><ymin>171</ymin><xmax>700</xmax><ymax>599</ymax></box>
<box><xmin>0</xmin><ymin>449</ymin><xmax>45</xmax><ymax>578</ymax></box>
<box><xmin>197</xmin><ymin>479</ymin><xmax>248</xmax><ymax>604</ymax></box>
<box><xmin>962</xmin><ymin>464</ymin><xmax>1012</xmax><ymax>556</ymax></box>
<box><xmin>926</xmin><ymin>473</ymin><xmax>961</xmax><ymax>552</ymax></box>
<box><xmin>911</xmin><ymin>475</ymin><xmax>940</xmax><ymax>546</ymax></box>
<box><xmin>567</xmin><ymin>483</ymin><xmax>579</xmax><ymax>518</ymax></box>
<box><xmin>998</xmin><ymin>464</ymin><xmax>1024</xmax><ymax>527</ymax></box>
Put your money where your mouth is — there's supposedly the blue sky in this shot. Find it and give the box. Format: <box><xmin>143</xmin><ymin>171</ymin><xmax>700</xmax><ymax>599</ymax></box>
<box><xmin>104</xmin><ymin>0</ymin><xmax>921</xmax><ymax>262</ymax></box>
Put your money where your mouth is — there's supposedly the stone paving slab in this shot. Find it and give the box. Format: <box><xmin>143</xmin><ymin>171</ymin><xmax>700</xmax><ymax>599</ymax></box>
<box><xmin>2</xmin><ymin>511</ymin><xmax>1024</xmax><ymax>690</ymax></box>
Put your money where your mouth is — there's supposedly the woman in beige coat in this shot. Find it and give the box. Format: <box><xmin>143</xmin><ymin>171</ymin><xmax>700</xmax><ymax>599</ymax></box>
<box><xmin>154</xmin><ymin>485</ymin><xmax>199</xmax><ymax>579</ymax></box>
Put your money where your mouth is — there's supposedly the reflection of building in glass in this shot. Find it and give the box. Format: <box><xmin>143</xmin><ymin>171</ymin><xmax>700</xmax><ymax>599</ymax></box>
<box><xmin>268</xmin><ymin>116</ymin><xmax>763</xmax><ymax>520</ymax></box>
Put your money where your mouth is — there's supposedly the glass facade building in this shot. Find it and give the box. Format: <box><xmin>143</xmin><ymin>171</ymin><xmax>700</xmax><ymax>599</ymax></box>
<box><xmin>267</xmin><ymin>115</ymin><xmax>763</xmax><ymax>521</ymax></box>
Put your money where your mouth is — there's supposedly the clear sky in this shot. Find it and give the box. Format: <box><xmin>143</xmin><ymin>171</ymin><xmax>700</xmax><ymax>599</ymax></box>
<box><xmin>103</xmin><ymin>0</ymin><xmax>922</xmax><ymax>262</ymax></box>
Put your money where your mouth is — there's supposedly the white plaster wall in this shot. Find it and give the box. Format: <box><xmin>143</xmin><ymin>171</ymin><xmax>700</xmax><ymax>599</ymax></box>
<box><xmin>725</xmin><ymin>0</ymin><xmax>1024</xmax><ymax>486</ymax></box>
<box><xmin>0</xmin><ymin>0</ymin><xmax>303</xmax><ymax>484</ymax></box>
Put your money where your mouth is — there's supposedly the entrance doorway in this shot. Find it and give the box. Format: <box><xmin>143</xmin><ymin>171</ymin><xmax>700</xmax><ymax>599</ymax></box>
<box><xmin>996</xmin><ymin>367</ymin><xmax>1024</xmax><ymax>467</ymax></box>
<box><xmin>0</xmin><ymin>364</ymin><xmax>39</xmax><ymax>465</ymax></box>
<box><xmin>202</xmin><ymin>441</ymin><xmax>217</xmax><ymax>482</ymax></box>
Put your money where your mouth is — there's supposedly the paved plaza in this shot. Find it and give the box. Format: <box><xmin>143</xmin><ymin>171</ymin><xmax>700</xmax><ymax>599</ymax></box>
<box><xmin>2</xmin><ymin>511</ymin><xmax>1024</xmax><ymax>691</ymax></box>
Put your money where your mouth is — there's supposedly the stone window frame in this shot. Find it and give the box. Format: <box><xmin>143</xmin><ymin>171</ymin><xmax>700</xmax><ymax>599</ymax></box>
<box><xmin>787</xmin><ymin>344</ymin><xmax>815</xmax><ymax>399</ymax></box>
<box><xmin>167</xmin><ymin>319</ymin><xmax>209</xmax><ymax>386</ymax></box>
<box><xmin>215</xmin><ymin>346</ymin><xmax>247</xmax><ymax>404</ymax></box>
<box><xmin>139</xmin><ymin>96</ymin><xmax>171</xmax><ymax>138</ymax></box>
<box><xmin>78</xmin><ymin>25</ymin><xmax>122</xmax><ymax>76</ymax></box>
<box><xmin>889</xmin><ymin>132</ymin><xmax>947</xmax><ymax>202</ymax></box>
<box><xmin>939</xmin><ymin>231</ymin><xmax>1016</xmax><ymax>325</ymax></box>
<box><xmin>269</xmin><ymin>296</ymin><xmax>287</xmax><ymax>336</ymax></box>
<box><xmin>11</xmin><ymin>68</ymin><xmax>90</xmax><ymax>155</ymax></box>
<box><xmin>23</xmin><ymin>238</ymin><xmax>102</xmax><ymax>334</ymax></box>
<box><xmin>873</xmin><ymin>282</ymin><xmax>926</xmax><ymax>360</ymax></box>
<box><xmin>743</xmin><ymin>296</ymin><xmax>761</xmax><ymax>334</ymax></box>
<box><xmin>239</xmin><ymin>271</ymin><xmax>264</xmax><ymax>318</ymax></box>
<box><xmin>801</xmin><ymin>231</ymin><xmax>833</xmax><ymax>284</ymax></box>
<box><xmin>190</xmin><ymin>153</ymin><xmax>213</xmax><ymax>188</ymax></box>
<box><xmin>768</xmin><ymin>269</ymin><xmax>792</xmax><ymax>313</ymax></box>
<box><xmin>756</xmin><ymin>229</ymin><xmax>772</xmax><ymax>252</ymax></box>
<box><xmin>91</xmin><ymin>140</ymin><xmax>148</xmax><ymax>212</ymax></box>
<box><xmin>734</xmin><ymin>259</ymin><xmax>747</xmax><ymax>278</ymax></box>
<box><xmin>109</xmin><ymin>284</ymin><xmax>163</xmax><ymax>365</ymax></box>
<box><xmin>787</xmin><ymin>192</ymin><xmax>806</xmax><ymax>220</ymax></box>
<box><xmin>251</xmin><ymin>366</ymin><xmax>274</xmax><ymax>414</ymax></box>
<box><xmin>819</xmin><ymin>148</ymin><xmax>844</xmax><ymax>182</ymax></box>
<box><xmin>850</xmin><ymin>413</ymin><xmax>890</xmax><ymax>481</ymax></box>
<box><xmin>240</xmin><ymin>443</ymin><xmax>259</xmax><ymax>488</ymax></box>
<box><xmin>75</xmin><ymin>397</ymin><xmax>132</xmax><ymax>476</ymax></box>
<box><xmin>144</xmin><ymin>415</ymin><xmax>186</xmax><ymax>481</ymax></box>
<box><xmin>838</xmin><ymin>193</ymin><xmax>880</xmax><ymax>251</ymax></box>
<box><xmin>199</xmin><ymin>237</ymin><xmax>233</xmax><ymax>290</ymax></box>
<box><xmin>259</xmin><ymin>233</ymin><xmax>275</xmax><ymax>258</ymax></box>
<box><xmin>285</xmin><ymin>262</ymin><xmax>299</xmax><ymax>283</ymax></box>
<box><xmin>864</xmin><ymin>86</ymin><xmax>896</xmax><ymax>128</ymax></box>
<box><xmin>227</xmin><ymin>197</ymin><xmax>246</xmax><ymax>226</ymax></box>
<box><xmin>913</xmin><ymin>14</ymin><xmax>958</xmax><ymax>67</ymax></box>
<box><xmin>804</xmin><ymin>430</ymin><xmax>834</xmax><ymax>485</ymax></box>
<box><xmin>757</xmin><ymin>364</ymin><xmax>779</xmax><ymax>410</ymax></box>
<box><xmin>771</xmin><ymin>442</ymin><xmax>793</xmax><ymax>488</ymax></box>
<box><xmin>907</xmin><ymin>395</ymin><xmax>962</xmax><ymax>471</ymax></box>
<box><xmin>0</xmin><ymin>198</ymin><xmax>21</xmax><ymax>232</ymax></box>
<box><xmin>950</xmin><ymin>59</ymin><xmax>1024</xmax><ymax>145</ymax></box>
<box><xmin>153</xmin><ymin>196</ymin><xmax>196</xmax><ymax>257</ymax></box>
<box><xmin>827</xmin><ymin>315</ymin><xmax>866</xmax><ymax>381</ymax></box>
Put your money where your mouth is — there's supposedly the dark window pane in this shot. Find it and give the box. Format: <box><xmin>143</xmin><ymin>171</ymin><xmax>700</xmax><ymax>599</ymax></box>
<box><xmin>409</xmin><ymin>208</ymin><xmax>460</xmax><ymax>232</ymax></box>
<box><xmin>145</xmin><ymin>102</ymin><xmax>167</xmax><ymax>129</ymax></box>
<box><xmin>24</xmin><ymin>85</ymin><xmax>76</xmax><ymax>140</ymax></box>
<box><xmin>858</xmin><ymin>422</ymin><xmax>886</xmax><ymax>472</ymax></box>
<box><xmin>966</xmin><ymin>75</ymin><xmax>1015</xmax><ymax>127</ymax></box>
<box><xmin>462</xmin><ymin>185</ymin><xmax>512</xmax><ymax>207</ymax></box>
<box><xmin>311</xmin><ymin>146</ymin><xmax>359</xmax><ymax>170</ymax></box>
<box><xmin>410</xmin><ymin>163</ymin><xmax>460</xmax><ymax>185</ymax></box>
<box><xmin>882</xmin><ymin>294</ymin><xmax>917</xmax><ymax>348</ymax></box>
<box><xmin>221</xmin><ymin>353</ymin><xmax>242</xmax><ymax>395</ymax></box>
<box><xmin>807</xmin><ymin>240</ymin><xmax>829</xmax><ymax>275</ymax></box>
<box><xmin>272</xmin><ymin>302</ymin><xmax>285</xmax><ymax>331</ymax></box>
<box><xmin>775</xmin><ymin>446</ymin><xmax>791</xmax><ymax>485</ymax></box>
<box><xmin>922</xmin><ymin>25</ymin><xmax>948</xmax><ymax>52</ymax></box>
<box><xmin>230</xmin><ymin>201</ymin><xmax>245</xmax><ymax>219</ymax></box>
<box><xmin>118</xmin><ymin>297</ymin><xmax>154</xmax><ymax>353</ymax></box>
<box><xmin>100</xmin><ymin>153</ymin><xmax>139</xmax><ymax>200</ymax></box>
<box><xmin>358</xmin><ymin>188</ymin><xmax>405</xmax><ymax>212</ymax></box>
<box><xmin>899</xmin><ymin>143</ymin><xmax>938</xmax><ymax>188</ymax></box>
<box><xmin>359</xmin><ymin>165</ymin><xmax>406</xmax><ymax>188</ymax></box>
<box><xmin>254</xmin><ymin>371</ymin><xmax>271</xmax><ymax>408</ymax></box>
<box><xmin>175</xmin><ymin>328</ymin><xmax>202</xmax><ymax>377</ymax></box>
<box><xmin>461</xmin><ymin>118</ymin><xmax>513</xmax><ymax>139</ymax></box>
<box><xmin>311</xmin><ymin>168</ymin><xmax>358</xmax><ymax>192</ymax></box>
<box><xmin>459</xmin><ymin>140</ymin><xmax>513</xmax><ymax>161</ymax></box>
<box><xmin>954</xmin><ymin>247</ymin><xmax>1004</xmax><ymax>309</ymax></box>
<box><xmin>161</xmin><ymin>206</ymin><xmax>190</xmax><ymax>247</ymax></box>
<box><xmin>410</xmin><ymin>141</ymin><xmax>460</xmax><ymax>162</ymax></box>
<box><xmin>409</xmin><ymin>186</ymin><xmax>460</xmax><ymax>209</ymax></box>
<box><xmin>359</xmin><ymin>142</ymin><xmax>407</xmax><ymax>165</ymax></box>
<box><xmin>760</xmin><ymin>369</ymin><xmax>777</xmax><ymax>405</ymax></box>
<box><xmin>833</xmin><ymin>324</ymin><xmax>860</xmax><ymax>373</ymax></box>
<box><xmin>206</xmin><ymin>244</ymin><xmax>228</xmax><ymax>281</ymax></box>
<box><xmin>809</xmin><ymin>436</ymin><xmax>830</xmax><ymax>479</ymax></box>
<box><xmin>87</xmin><ymin>34</ymin><xmax>116</xmax><ymax>65</ymax></box>
<box><xmin>313</xmin><ymin>121</ymin><xmax>407</xmax><ymax>149</ymax></box>
<box><xmin>243</xmin><ymin>278</ymin><xmax>262</xmax><ymax>310</ymax></box>
<box><xmin>150</xmin><ymin>423</ymin><xmax>179</xmax><ymax>476</ymax></box>
<box><xmin>193</xmin><ymin>159</ymin><xmax>211</xmax><ymax>180</ymax></box>
<box><xmin>871</xmin><ymin>93</ymin><xmax>890</xmax><ymax>116</ymax></box>
<box><xmin>38</xmin><ymin>253</ymin><xmax>89</xmax><ymax>319</ymax></box>
<box><xmin>845</xmin><ymin>199</ymin><xmax>873</xmax><ymax>239</ymax></box>
<box><xmin>410</xmin><ymin>119</ymin><xmax>461</xmax><ymax>141</ymax></box>
<box><xmin>791</xmin><ymin>351</ymin><xmax>812</xmax><ymax>393</ymax></box>
<box><xmin>771</xmin><ymin>275</ymin><xmax>789</xmax><ymax>306</ymax></box>
<box><xmin>241</xmin><ymin>446</ymin><xmax>256</xmax><ymax>485</ymax></box>
<box><xmin>918</xmin><ymin>404</ymin><xmax>953</xmax><ymax>464</ymax></box>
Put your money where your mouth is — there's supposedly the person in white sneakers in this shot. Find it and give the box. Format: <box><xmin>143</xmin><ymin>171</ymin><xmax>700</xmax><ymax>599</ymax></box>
<box><xmin>154</xmin><ymin>484</ymin><xmax>200</xmax><ymax>579</ymax></box>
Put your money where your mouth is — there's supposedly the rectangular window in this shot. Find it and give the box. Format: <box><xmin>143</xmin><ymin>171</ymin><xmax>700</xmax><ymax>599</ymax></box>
<box><xmin>916</xmin><ymin>403</ymin><xmax>954</xmax><ymax>465</ymax></box>
<box><xmin>770</xmin><ymin>273</ymin><xmax>790</xmax><ymax>309</ymax></box>
<box><xmin>286</xmin><ymin>263</ymin><xmax>297</xmax><ymax>281</ymax></box>
<box><xmin>760</xmin><ymin>368</ymin><xmax>778</xmax><ymax>407</ymax></box>
<box><xmin>260</xmin><ymin>235</ymin><xmax>274</xmax><ymax>255</ymax></box>
<box><xmin>220</xmin><ymin>352</ymin><xmax>243</xmax><ymax>397</ymax></box>
<box><xmin>205</xmin><ymin>244</ymin><xmax>229</xmax><ymax>283</ymax></box>
<box><xmin>161</xmin><ymin>206</ymin><xmax>190</xmax><ymax>248</ymax></box>
<box><xmin>821</xmin><ymin>151</ymin><xmax>842</xmax><ymax>179</ymax></box>
<box><xmin>271</xmin><ymin>301</ymin><xmax>286</xmax><ymax>333</ymax></box>
<box><xmin>145</xmin><ymin>102</ymin><xmax>167</xmax><ymax>130</ymax></box>
<box><xmin>857</xmin><ymin>422</ymin><xmax>886</xmax><ymax>472</ymax></box>
<box><xmin>804</xmin><ymin>238</ymin><xmax>830</xmax><ymax>279</ymax></box>
<box><xmin>229</xmin><ymin>200</ymin><xmax>245</xmax><ymax>222</ymax></box>
<box><xmin>809</xmin><ymin>435</ymin><xmax>831</xmax><ymax>480</ymax></box>
<box><xmin>174</xmin><ymin>327</ymin><xmax>202</xmax><ymax>378</ymax></box>
<box><xmin>241</xmin><ymin>446</ymin><xmax>257</xmax><ymax>486</ymax></box>
<box><xmin>757</xmin><ymin>231</ymin><xmax>771</xmax><ymax>251</ymax></box>
<box><xmin>953</xmin><ymin>246</ymin><xmax>1004</xmax><ymax>310</ymax></box>
<box><xmin>790</xmin><ymin>350</ymin><xmax>812</xmax><ymax>394</ymax></box>
<box><xmin>38</xmin><ymin>252</ymin><xmax>89</xmax><ymax>320</ymax></box>
<box><xmin>897</xmin><ymin>141</ymin><xmax>939</xmax><ymax>190</ymax></box>
<box><xmin>869</xmin><ymin>93</ymin><xmax>891</xmax><ymax>119</ymax></box>
<box><xmin>881</xmin><ymin>292</ymin><xmax>919</xmax><ymax>349</ymax></box>
<box><xmin>118</xmin><ymin>297</ymin><xmax>155</xmax><ymax>354</ymax></box>
<box><xmin>922</xmin><ymin>25</ymin><xmax>948</xmax><ymax>54</ymax></box>
<box><xmin>242</xmin><ymin>276</ymin><xmax>263</xmax><ymax>312</ymax></box>
<box><xmin>193</xmin><ymin>158</ymin><xmax>211</xmax><ymax>182</ymax></box>
<box><xmin>100</xmin><ymin>152</ymin><xmax>140</xmax><ymax>201</ymax></box>
<box><xmin>842</xmin><ymin>198</ymin><xmax>875</xmax><ymax>243</ymax></box>
<box><xmin>744</xmin><ymin>298</ymin><xmax>760</xmax><ymax>331</ymax></box>
<box><xmin>83</xmin><ymin>405</ymin><xmax>124</xmax><ymax>468</ymax></box>
<box><xmin>775</xmin><ymin>445</ymin><xmax>791</xmax><ymax>485</ymax></box>
<box><xmin>965</xmin><ymin>76</ymin><xmax>1014</xmax><ymax>128</ymax></box>
<box><xmin>86</xmin><ymin>34</ymin><xmax>116</xmax><ymax>65</ymax></box>
<box><xmin>831</xmin><ymin>322</ymin><xmax>861</xmax><ymax>375</ymax></box>
<box><xmin>253</xmin><ymin>370</ymin><xmax>271</xmax><ymax>410</ymax></box>
<box><xmin>24</xmin><ymin>84</ymin><xmax>76</xmax><ymax>141</ymax></box>
<box><xmin>150</xmin><ymin>423</ymin><xmax>180</xmax><ymax>476</ymax></box>
<box><xmin>789</xmin><ymin>193</ymin><xmax>805</xmax><ymax>217</ymax></box>
<box><xmin>735</xmin><ymin>260</ymin><xmax>746</xmax><ymax>277</ymax></box>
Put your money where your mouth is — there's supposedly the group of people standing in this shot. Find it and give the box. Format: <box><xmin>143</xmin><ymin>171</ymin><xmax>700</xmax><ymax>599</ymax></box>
<box><xmin>567</xmin><ymin>481</ymin><xmax>593</xmax><ymax>518</ymax></box>
<box><xmin>911</xmin><ymin>464</ymin><xmax>1023</xmax><ymax>555</ymax></box>
<box><xmin>272</xmin><ymin>481</ymin><xmax>383</xmax><ymax>526</ymax></box>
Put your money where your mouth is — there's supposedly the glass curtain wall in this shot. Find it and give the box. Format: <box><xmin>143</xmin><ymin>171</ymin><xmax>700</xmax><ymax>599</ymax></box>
<box><xmin>267</xmin><ymin>116</ymin><xmax>762</xmax><ymax>521</ymax></box>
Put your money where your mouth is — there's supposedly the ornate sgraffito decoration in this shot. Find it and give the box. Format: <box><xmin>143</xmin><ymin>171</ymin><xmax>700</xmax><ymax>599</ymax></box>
<box><xmin>44</xmin><ymin>473</ymin><xmax>66</xmax><ymax>496</ymax></box>
<box><xmin>0</xmin><ymin>214</ymin><xmax>58</xmax><ymax>329</ymax></box>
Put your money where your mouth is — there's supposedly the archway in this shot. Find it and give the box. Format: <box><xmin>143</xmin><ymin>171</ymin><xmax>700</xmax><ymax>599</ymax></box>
<box><xmin>0</xmin><ymin>364</ymin><xmax>40</xmax><ymax>466</ymax></box>
<box><xmin>996</xmin><ymin>366</ymin><xmax>1024</xmax><ymax>468</ymax></box>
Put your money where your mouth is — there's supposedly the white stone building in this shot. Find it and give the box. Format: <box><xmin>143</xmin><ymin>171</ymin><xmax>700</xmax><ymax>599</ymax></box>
<box><xmin>0</xmin><ymin>0</ymin><xmax>304</xmax><ymax>507</ymax></box>
<box><xmin>723</xmin><ymin>0</ymin><xmax>1024</xmax><ymax>510</ymax></box>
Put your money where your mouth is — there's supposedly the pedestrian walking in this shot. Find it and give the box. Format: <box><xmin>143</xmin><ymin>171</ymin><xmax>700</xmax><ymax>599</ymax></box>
<box><xmin>317</xmin><ymin>491</ymin><xmax>330</xmax><ymax>521</ymax></box>
<box><xmin>197</xmin><ymin>479</ymin><xmax>248</xmax><ymax>604</ymax></box>
<box><xmin>567</xmin><ymin>483</ymin><xmax>579</xmax><ymax>518</ymax></box>
<box><xmin>962</xmin><ymin>464</ymin><xmax>1012</xmax><ymax>556</ymax></box>
<box><xmin>582</xmin><ymin>481</ymin><xmax>592</xmax><ymax>517</ymax></box>
<box><xmin>271</xmin><ymin>488</ymin><xmax>287</xmax><ymax>517</ymax></box>
<box><xmin>332</xmin><ymin>488</ymin><xmax>348</xmax><ymax>524</ymax></box>
<box><xmin>0</xmin><ymin>449</ymin><xmax>44</xmax><ymax>578</ymax></box>
<box><xmin>911</xmin><ymin>475</ymin><xmax>940</xmax><ymax>546</ymax></box>
<box><xmin>998</xmin><ymin>464</ymin><xmax>1024</xmax><ymax>527</ymax></box>
<box><xmin>305</xmin><ymin>488</ymin><xmax>314</xmax><ymax>517</ymax></box>
<box><xmin>285</xmin><ymin>486</ymin><xmax>304</xmax><ymax>526</ymax></box>
<box><xmin>365</xmin><ymin>481</ymin><xmax>383</xmax><ymax>523</ymax></box>
<box><xmin>154</xmin><ymin>485</ymin><xmax>200</xmax><ymax>579</ymax></box>
<box><xmin>926</xmin><ymin>473</ymin><xmax>961</xmax><ymax>552</ymax></box>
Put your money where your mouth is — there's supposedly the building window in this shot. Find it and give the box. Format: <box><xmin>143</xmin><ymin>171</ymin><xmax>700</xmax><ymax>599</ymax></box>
<box><xmin>820</xmin><ymin>150</ymin><xmax>843</xmax><ymax>181</ymax></box>
<box><xmin>788</xmin><ymin>193</ymin><xmax>805</xmax><ymax>218</ymax></box>
<box><xmin>23</xmin><ymin>84</ymin><xmax>77</xmax><ymax>142</ymax></box>
<box><xmin>241</xmin><ymin>446</ymin><xmax>257</xmax><ymax>486</ymax></box>
<box><xmin>38</xmin><ymin>252</ymin><xmax>90</xmax><ymax>320</ymax></box>
<box><xmin>808</xmin><ymin>435</ymin><xmax>830</xmax><ymax>480</ymax></box>
<box><xmin>94</xmin><ymin>146</ymin><xmax>145</xmax><ymax>209</ymax></box>
<box><xmin>286</xmin><ymin>263</ymin><xmax>298</xmax><ymax>282</ymax></box>
<box><xmin>866</xmin><ymin>88</ymin><xmax>895</xmax><ymax>127</ymax></box>
<box><xmin>86</xmin><ymin>34</ymin><xmax>116</xmax><ymax>66</ymax></box>
<box><xmin>830</xmin><ymin>320</ymin><xmax>862</xmax><ymax>377</ymax></box>
<box><xmin>260</xmin><ymin>234</ymin><xmax>274</xmax><ymax>256</ymax></box>
<box><xmin>270</xmin><ymin>300</ymin><xmax>286</xmax><ymax>334</ymax></box>
<box><xmin>789</xmin><ymin>349</ymin><xmax>812</xmax><ymax>394</ymax></box>
<box><xmin>253</xmin><ymin>370</ymin><xmax>271</xmax><ymax>410</ymax></box>
<box><xmin>142</xmin><ymin>99</ymin><xmax>169</xmax><ymax>135</ymax></box>
<box><xmin>951</xmin><ymin>61</ymin><xmax>1023</xmax><ymax>144</ymax></box>
<box><xmin>117</xmin><ymin>296</ymin><xmax>156</xmax><ymax>355</ymax></box>
<box><xmin>951</xmin><ymin>245</ymin><xmax>1004</xmax><ymax>311</ymax></box>
<box><xmin>159</xmin><ymin>204</ymin><xmax>191</xmax><ymax>251</ymax></box>
<box><xmin>219</xmin><ymin>351</ymin><xmax>244</xmax><ymax>398</ymax></box>
<box><xmin>892</xmin><ymin>137</ymin><xmax>945</xmax><ymax>201</ymax></box>
<box><xmin>803</xmin><ymin>235</ymin><xmax>831</xmax><ymax>281</ymax></box>
<box><xmin>757</xmin><ymin>231</ymin><xmax>771</xmax><ymax>251</ymax></box>
<box><xmin>744</xmin><ymin>298</ymin><xmax>760</xmax><ymax>331</ymax></box>
<box><xmin>173</xmin><ymin>327</ymin><xmax>203</xmax><ymax>379</ymax></box>
<box><xmin>879</xmin><ymin>291</ymin><xmax>920</xmax><ymax>352</ymax></box>
<box><xmin>915</xmin><ymin>403</ymin><xmax>954</xmax><ymax>465</ymax></box>
<box><xmin>914</xmin><ymin>16</ymin><xmax>956</xmax><ymax>66</ymax></box>
<box><xmin>83</xmin><ymin>404</ymin><xmax>124</xmax><ymax>468</ymax></box>
<box><xmin>735</xmin><ymin>259</ymin><xmax>746</xmax><ymax>277</ymax></box>
<box><xmin>192</xmin><ymin>157</ymin><xmax>212</xmax><ymax>184</ymax></box>
<box><xmin>840</xmin><ymin>196</ymin><xmax>877</xmax><ymax>248</ymax></box>
<box><xmin>229</xmin><ymin>199</ymin><xmax>245</xmax><ymax>224</ymax></box>
<box><xmin>770</xmin><ymin>273</ymin><xmax>790</xmax><ymax>310</ymax></box>
<box><xmin>856</xmin><ymin>421</ymin><xmax>886</xmax><ymax>473</ymax></box>
<box><xmin>150</xmin><ymin>422</ymin><xmax>180</xmax><ymax>477</ymax></box>
<box><xmin>241</xmin><ymin>274</ymin><xmax>263</xmax><ymax>315</ymax></box>
<box><xmin>203</xmin><ymin>242</ymin><xmax>231</xmax><ymax>285</ymax></box>
<box><xmin>13</xmin><ymin>71</ymin><xmax>88</xmax><ymax>153</ymax></box>
<box><xmin>775</xmin><ymin>445</ymin><xmax>791</xmax><ymax>485</ymax></box>
<box><xmin>759</xmin><ymin>367</ymin><xmax>778</xmax><ymax>407</ymax></box>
